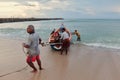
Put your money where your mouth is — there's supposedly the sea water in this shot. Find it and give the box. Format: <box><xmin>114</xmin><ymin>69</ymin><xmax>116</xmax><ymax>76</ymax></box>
<box><xmin>0</xmin><ymin>19</ymin><xmax>120</xmax><ymax>49</ymax></box>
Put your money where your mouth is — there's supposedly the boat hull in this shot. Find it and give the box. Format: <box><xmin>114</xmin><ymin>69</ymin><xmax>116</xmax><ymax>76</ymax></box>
<box><xmin>49</xmin><ymin>28</ymin><xmax>72</xmax><ymax>51</ymax></box>
<box><xmin>50</xmin><ymin>45</ymin><xmax>62</xmax><ymax>51</ymax></box>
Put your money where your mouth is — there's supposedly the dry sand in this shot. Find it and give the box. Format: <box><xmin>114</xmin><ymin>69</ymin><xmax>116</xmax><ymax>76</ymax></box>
<box><xmin>0</xmin><ymin>38</ymin><xmax>120</xmax><ymax>80</ymax></box>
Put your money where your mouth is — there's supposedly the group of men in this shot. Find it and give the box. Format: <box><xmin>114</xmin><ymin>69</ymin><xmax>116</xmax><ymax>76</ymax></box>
<box><xmin>22</xmin><ymin>24</ymin><xmax>81</xmax><ymax>72</ymax></box>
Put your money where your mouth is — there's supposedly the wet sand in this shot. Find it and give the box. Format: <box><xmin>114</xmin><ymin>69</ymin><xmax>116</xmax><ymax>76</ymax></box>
<box><xmin>0</xmin><ymin>39</ymin><xmax>120</xmax><ymax>80</ymax></box>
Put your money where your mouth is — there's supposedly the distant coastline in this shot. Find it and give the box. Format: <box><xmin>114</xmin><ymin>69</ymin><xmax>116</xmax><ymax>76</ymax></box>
<box><xmin>0</xmin><ymin>18</ymin><xmax>64</xmax><ymax>23</ymax></box>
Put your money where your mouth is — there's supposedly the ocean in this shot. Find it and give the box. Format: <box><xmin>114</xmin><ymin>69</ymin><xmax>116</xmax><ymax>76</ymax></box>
<box><xmin>0</xmin><ymin>19</ymin><xmax>120</xmax><ymax>49</ymax></box>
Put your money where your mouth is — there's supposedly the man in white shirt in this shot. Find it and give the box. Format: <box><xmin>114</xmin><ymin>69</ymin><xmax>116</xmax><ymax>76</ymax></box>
<box><xmin>60</xmin><ymin>28</ymin><xmax>70</xmax><ymax>55</ymax></box>
<box><xmin>23</xmin><ymin>25</ymin><xmax>43</xmax><ymax>72</ymax></box>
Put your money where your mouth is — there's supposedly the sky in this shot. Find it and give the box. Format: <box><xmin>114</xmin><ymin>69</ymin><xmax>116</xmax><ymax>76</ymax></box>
<box><xmin>0</xmin><ymin>0</ymin><xmax>120</xmax><ymax>19</ymax></box>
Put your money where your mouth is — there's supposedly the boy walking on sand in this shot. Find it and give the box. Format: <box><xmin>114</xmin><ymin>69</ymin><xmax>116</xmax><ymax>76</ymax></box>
<box><xmin>23</xmin><ymin>25</ymin><xmax>43</xmax><ymax>72</ymax></box>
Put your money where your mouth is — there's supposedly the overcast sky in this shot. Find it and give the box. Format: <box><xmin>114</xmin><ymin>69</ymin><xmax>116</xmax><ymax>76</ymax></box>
<box><xmin>0</xmin><ymin>0</ymin><xmax>120</xmax><ymax>19</ymax></box>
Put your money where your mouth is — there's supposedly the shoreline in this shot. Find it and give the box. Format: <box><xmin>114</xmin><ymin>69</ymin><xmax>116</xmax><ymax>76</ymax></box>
<box><xmin>2</xmin><ymin>37</ymin><xmax>120</xmax><ymax>51</ymax></box>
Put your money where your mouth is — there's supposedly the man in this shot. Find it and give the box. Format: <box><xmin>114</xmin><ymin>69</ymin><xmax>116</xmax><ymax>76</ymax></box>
<box><xmin>59</xmin><ymin>23</ymin><xmax>65</xmax><ymax>32</ymax></box>
<box><xmin>60</xmin><ymin>28</ymin><xmax>70</xmax><ymax>55</ymax></box>
<box><xmin>74</xmin><ymin>30</ymin><xmax>81</xmax><ymax>41</ymax></box>
<box><xmin>23</xmin><ymin>25</ymin><xmax>43</xmax><ymax>72</ymax></box>
<box><xmin>50</xmin><ymin>28</ymin><xmax>55</xmax><ymax>35</ymax></box>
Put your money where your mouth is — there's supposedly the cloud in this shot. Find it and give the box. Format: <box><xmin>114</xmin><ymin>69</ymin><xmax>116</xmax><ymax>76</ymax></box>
<box><xmin>0</xmin><ymin>0</ymin><xmax>97</xmax><ymax>18</ymax></box>
<box><xmin>83</xmin><ymin>7</ymin><xmax>96</xmax><ymax>15</ymax></box>
<box><xmin>0</xmin><ymin>1</ymin><xmax>44</xmax><ymax>17</ymax></box>
<box><xmin>0</xmin><ymin>2</ymin><xmax>26</xmax><ymax>17</ymax></box>
<box><xmin>111</xmin><ymin>6</ymin><xmax>120</xmax><ymax>13</ymax></box>
<box><xmin>0</xmin><ymin>0</ymin><xmax>119</xmax><ymax>18</ymax></box>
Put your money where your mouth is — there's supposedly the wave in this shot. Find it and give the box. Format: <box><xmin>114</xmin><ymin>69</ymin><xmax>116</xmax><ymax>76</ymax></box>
<box><xmin>83</xmin><ymin>42</ymin><xmax>120</xmax><ymax>49</ymax></box>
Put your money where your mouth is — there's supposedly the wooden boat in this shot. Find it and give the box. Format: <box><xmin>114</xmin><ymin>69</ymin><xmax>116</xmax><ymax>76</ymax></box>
<box><xmin>48</xmin><ymin>27</ymin><xmax>72</xmax><ymax>51</ymax></box>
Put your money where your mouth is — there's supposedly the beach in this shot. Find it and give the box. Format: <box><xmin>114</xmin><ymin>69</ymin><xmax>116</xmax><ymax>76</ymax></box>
<box><xmin>0</xmin><ymin>38</ymin><xmax>120</xmax><ymax>80</ymax></box>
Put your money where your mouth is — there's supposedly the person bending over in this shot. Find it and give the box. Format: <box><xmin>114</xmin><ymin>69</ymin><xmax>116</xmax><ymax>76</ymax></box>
<box><xmin>74</xmin><ymin>30</ymin><xmax>81</xmax><ymax>41</ymax></box>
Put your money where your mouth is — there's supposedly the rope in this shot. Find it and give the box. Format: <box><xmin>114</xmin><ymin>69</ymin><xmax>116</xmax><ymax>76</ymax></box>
<box><xmin>0</xmin><ymin>65</ymin><xmax>28</xmax><ymax>77</ymax></box>
<box><xmin>0</xmin><ymin>45</ymin><xmax>28</xmax><ymax>77</ymax></box>
<box><xmin>22</xmin><ymin>46</ymin><xmax>26</xmax><ymax>54</ymax></box>
<box><xmin>22</xmin><ymin>45</ymin><xmax>28</xmax><ymax>56</ymax></box>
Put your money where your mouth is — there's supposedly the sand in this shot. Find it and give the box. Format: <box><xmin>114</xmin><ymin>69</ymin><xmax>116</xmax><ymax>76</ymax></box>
<box><xmin>0</xmin><ymin>38</ymin><xmax>120</xmax><ymax>80</ymax></box>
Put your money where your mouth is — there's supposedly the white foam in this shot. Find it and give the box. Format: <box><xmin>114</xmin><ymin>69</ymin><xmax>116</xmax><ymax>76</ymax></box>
<box><xmin>83</xmin><ymin>42</ymin><xmax>120</xmax><ymax>49</ymax></box>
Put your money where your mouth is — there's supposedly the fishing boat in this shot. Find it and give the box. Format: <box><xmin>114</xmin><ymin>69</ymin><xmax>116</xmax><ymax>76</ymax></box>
<box><xmin>48</xmin><ymin>27</ymin><xmax>72</xmax><ymax>51</ymax></box>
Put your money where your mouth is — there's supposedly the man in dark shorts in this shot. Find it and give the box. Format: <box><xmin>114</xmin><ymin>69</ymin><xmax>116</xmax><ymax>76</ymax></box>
<box><xmin>74</xmin><ymin>30</ymin><xmax>81</xmax><ymax>41</ymax></box>
<box><xmin>60</xmin><ymin>28</ymin><xmax>70</xmax><ymax>55</ymax></box>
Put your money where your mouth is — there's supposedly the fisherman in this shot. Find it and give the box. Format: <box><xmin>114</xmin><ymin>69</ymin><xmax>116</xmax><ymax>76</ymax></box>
<box><xmin>50</xmin><ymin>28</ymin><xmax>55</xmax><ymax>35</ymax></box>
<box><xmin>59</xmin><ymin>23</ymin><xmax>65</xmax><ymax>32</ymax></box>
<box><xmin>22</xmin><ymin>25</ymin><xmax>43</xmax><ymax>72</ymax></box>
<box><xmin>73</xmin><ymin>30</ymin><xmax>81</xmax><ymax>41</ymax></box>
<box><xmin>60</xmin><ymin>28</ymin><xmax>70</xmax><ymax>55</ymax></box>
